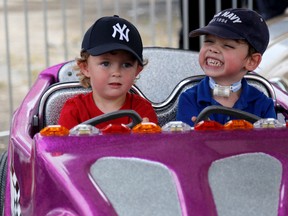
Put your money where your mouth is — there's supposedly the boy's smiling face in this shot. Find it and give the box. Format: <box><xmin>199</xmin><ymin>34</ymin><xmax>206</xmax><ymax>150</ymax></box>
<box><xmin>199</xmin><ymin>34</ymin><xmax>259</xmax><ymax>85</ymax></box>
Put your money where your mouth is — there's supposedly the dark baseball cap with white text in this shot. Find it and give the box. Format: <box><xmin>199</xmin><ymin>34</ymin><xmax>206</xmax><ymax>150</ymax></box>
<box><xmin>81</xmin><ymin>15</ymin><xmax>143</xmax><ymax>65</ymax></box>
<box><xmin>189</xmin><ymin>8</ymin><xmax>269</xmax><ymax>54</ymax></box>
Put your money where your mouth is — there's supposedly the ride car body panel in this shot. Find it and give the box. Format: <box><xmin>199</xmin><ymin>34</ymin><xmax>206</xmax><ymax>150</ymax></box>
<box><xmin>5</xmin><ymin>130</ymin><xmax>288</xmax><ymax>215</ymax></box>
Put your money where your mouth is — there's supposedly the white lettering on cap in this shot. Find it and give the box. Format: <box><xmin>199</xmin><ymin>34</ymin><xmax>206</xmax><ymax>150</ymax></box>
<box><xmin>112</xmin><ymin>23</ymin><xmax>130</xmax><ymax>42</ymax></box>
<box><xmin>213</xmin><ymin>11</ymin><xmax>242</xmax><ymax>23</ymax></box>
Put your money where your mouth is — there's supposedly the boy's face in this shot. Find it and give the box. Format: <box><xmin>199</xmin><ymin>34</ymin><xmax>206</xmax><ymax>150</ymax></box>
<box><xmin>199</xmin><ymin>34</ymin><xmax>252</xmax><ymax>84</ymax></box>
<box><xmin>82</xmin><ymin>50</ymin><xmax>142</xmax><ymax>100</ymax></box>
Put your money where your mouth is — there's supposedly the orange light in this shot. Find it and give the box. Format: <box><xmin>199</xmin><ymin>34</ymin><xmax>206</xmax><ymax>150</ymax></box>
<box><xmin>194</xmin><ymin>120</ymin><xmax>224</xmax><ymax>130</ymax></box>
<box><xmin>101</xmin><ymin>124</ymin><xmax>131</xmax><ymax>134</ymax></box>
<box><xmin>40</xmin><ymin>125</ymin><xmax>70</xmax><ymax>136</ymax></box>
<box><xmin>224</xmin><ymin>119</ymin><xmax>253</xmax><ymax>130</ymax></box>
<box><xmin>132</xmin><ymin>122</ymin><xmax>162</xmax><ymax>133</ymax></box>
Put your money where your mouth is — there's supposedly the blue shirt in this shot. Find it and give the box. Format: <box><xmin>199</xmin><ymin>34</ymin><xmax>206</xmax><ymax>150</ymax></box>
<box><xmin>176</xmin><ymin>76</ymin><xmax>276</xmax><ymax>126</ymax></box>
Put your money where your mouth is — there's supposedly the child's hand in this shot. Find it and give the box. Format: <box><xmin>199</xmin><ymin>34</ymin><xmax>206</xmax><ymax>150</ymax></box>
<box><xmin>191</xmin><ymin>116</ymin><xmax>197</xmax><ymax>123</ymax></box>
<box><xmin>142</xmin><ymin>117</ymin><xmax>149</xmax><ymax>122</ymax></box>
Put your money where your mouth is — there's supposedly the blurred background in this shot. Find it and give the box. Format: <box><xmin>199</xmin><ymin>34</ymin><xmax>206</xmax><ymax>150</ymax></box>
<box><xmin>0</xmin><ymin>0</ymin><xmax>181</xmax><ymax>151</ymax></box>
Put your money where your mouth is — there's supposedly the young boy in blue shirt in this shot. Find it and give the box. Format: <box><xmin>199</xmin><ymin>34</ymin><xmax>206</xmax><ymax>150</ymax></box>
<box><xmin>176</xmin><ymin>8</ymin><xmax>276</xmax><ymax>126</ymax></box>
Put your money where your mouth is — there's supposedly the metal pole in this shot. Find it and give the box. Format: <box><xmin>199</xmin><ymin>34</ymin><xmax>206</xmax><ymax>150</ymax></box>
<box><xmin>3</xmin><ymin>0</ymin><xmax>14</xmax><ymax>119</ymax></box>
<box><xmin>42</xmin><ymin>0</ymin><xmax>50</xmax><ymax>67</ymax></box>
<box><xmin>216</xmin><ymin>0</ymin><xmax>221</xmax><ymax>12</ymax></box>
<box><xmin>132</xmin><ymin>0</ymin><xmax>138</xmax><ymax>25</ymax></box>
<box><xmin>61</xmin><ymin>0</ymin><xmax>68</xmax><ymax>60</ymax></box>
<box><xmin>149</xmin><ymin>0</ymin><xmax>156</xmax><ymax>45</ymax></box>
<box><xmin>182</xmin><ymin>0</ymin><xmax>189</xmax><ymax>49</ymax></box>
<box><xmin>114</xmin><ymin>0</ymin><xmax>120</xmax><ymax>15</ymax></box>
<box><xmin>166</xmin><ymin>0</ymin><xmax>173</xmax><ymax>46</ymax></box>
<box><xmin>23</xmin><ymin>0</ymin><xmax>32</xmax><ymax>87</ymax></box>
<box><xmin>199</xmin><ymin>0</ymin><xmax>205</xmax><ymax>48</ymax></box>
<box><xmin>79</xmin><ymin>0</ymin><xmax>85</xmax><ymax>35</ymax></box>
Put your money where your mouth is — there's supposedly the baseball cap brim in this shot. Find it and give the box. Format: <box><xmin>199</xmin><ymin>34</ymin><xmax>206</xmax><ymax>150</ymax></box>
<box><xmin>189</xmin><ymin>25</ymin><xmax>245</xmax><ymax>40</ymax></box>
<box><xmin>86</xmin><ymin>43</ymin><xmax>144</xmax><ymax>66</ymax></box>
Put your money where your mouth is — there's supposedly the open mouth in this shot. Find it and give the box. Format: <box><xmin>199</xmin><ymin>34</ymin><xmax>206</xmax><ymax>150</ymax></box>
<box><xmin>206</xmin><ymin>58</ymin><xmax>223</xmax><ymax>67</ymax></box>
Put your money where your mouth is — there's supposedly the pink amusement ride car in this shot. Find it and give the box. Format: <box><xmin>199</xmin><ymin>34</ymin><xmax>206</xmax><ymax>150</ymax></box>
<box><xmin>1</xmin><ymin>47</ymin><xmax>288</xmax><ymax>216</ymax></box>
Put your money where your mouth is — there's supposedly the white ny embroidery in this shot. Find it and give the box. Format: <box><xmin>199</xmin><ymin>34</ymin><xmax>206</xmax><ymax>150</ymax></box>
<box><xmin>112</xmin><ymin>23</ymin><xmax>130</xmax><ymax>42</ymax></box>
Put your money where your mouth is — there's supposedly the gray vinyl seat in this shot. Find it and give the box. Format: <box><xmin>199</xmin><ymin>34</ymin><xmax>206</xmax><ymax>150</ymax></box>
<box><xmin>37</xmin><ymin>76</ymin><xmax>203</xmax><ymax>128</ymax></box>
<box><xmin>57</xmin><ymin>47</ymin><xmax>203</xmax><ymax>102</ymax></box>
<box><xmin>37</xmin><ymin>47</ymin><xmax>276</xmax><ymax>128</ymax></box>
<box><xmin>137</xmin><ymin>47</ymin><xmax>203</xmax><ymax>104</ymax></box>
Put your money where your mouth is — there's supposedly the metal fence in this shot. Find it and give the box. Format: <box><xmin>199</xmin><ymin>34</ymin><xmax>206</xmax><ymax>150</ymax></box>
<box><xmin>0</xmin><ymin>0</ymin><xmax>182</xmax><ymax>132</ymax></box>
<box><xmin>0</xmin><ymin>0</ymin><xmax>255</xmax><ymax>144</ymax></box>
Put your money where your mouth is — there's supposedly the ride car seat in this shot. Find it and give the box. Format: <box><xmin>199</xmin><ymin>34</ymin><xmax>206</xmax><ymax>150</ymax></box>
<box><xmin>38</xmin><ymin>47</ymin><xmax>276</xmax><ymax>129</ymax></box>
<box><xmin>38</xmin><ymin>47</ymin><xmax>202</xmax><ymax>127</ymax></box>
<box><xmin>38</xmin><ymin>76</ymin><xmax>204</xmax><ymax>128</ymax></box>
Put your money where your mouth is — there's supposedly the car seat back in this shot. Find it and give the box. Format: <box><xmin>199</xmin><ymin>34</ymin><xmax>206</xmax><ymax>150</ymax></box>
<box><xmin>38</xmin><ymin>76</ymin><xmax>203</xmax><ymax>128</ymax></box>
<box><xmin>39</xmin><ymin>47</ymin><xmax>276</xmax><ymax>128</ymax></box>
<box><xmin>57</xmin><ymin>47</ymin><xmax>203</xmax><ymax>104</ymax></box>
<box><xmin>137</xmin><ymin>47</ymin><xmax>202</xmax><ymax>103</ymax></box>
<box><xmin>38</xmin><ymin>82</ymin><xmax>91</xmax><ymax>129</ymax></box>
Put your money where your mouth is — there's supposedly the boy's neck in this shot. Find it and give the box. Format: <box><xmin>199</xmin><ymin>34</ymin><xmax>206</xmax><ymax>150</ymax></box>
<box><xmin>209</xmin><ymin>77</ymin><xmax>242</xmax><ymax>97</ymax></box>
<box><xmin>213</xmin><ymin>91</ymin><xmax>241</xmax><ymax>108</ymax></box>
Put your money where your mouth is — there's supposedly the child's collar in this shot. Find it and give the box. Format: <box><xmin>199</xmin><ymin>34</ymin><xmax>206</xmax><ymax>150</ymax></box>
<box><xmin>209</xmin><ymin>77</ymin><xmax>242</xmax><ymax>97</ymax></box>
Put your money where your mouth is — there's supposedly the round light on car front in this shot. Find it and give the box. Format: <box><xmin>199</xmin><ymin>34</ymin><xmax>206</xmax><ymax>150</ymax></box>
<box><xmin>253</xmin><ymin>118</ymin><xmax>286</xmax><ymax>128</ymax></box>
<box><xmin>40</xmin><ymin>125</ymin><xmax>70</xmax><ymax>136</ymax></box>
<box><xmin>69</xmin><ymin>124</ymin><xmax>100</xmax><ymax>135</ymax></box>
<box><xmin>162</xmin><ymin>121</ymin><xmax>191</xmax><ymax>132</ymax></box>
<box><xmin>194</xmin><ymin>120</ymin><xmax>224</xmax><ymax>130</ymax></box>
<box><xmin>224</xmin><ymin>119</ymin><xmax>253</xmax><ymax>130</ymax></box>
<box><xmin>101</xmin><ymin>124</ymin><xmax>131</xmax><ymax>134</ymax></box>
<box><xmin>132</xmin><ymin>122</ymin><xmax>162</xmax><ymax>133</ymax></box>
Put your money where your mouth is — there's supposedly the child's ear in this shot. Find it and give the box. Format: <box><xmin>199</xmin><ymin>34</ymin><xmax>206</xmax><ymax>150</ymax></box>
<box><xmin>245</xmin><ymin>53</ymin><xmax>262</xmax><ymax>71</ymax></box>
<box><xmin>136</xmin><ymin>64</ymin><xmax>143</xmax><ymax>76</ymax></box>
<box><xmin>79</xmin><ymin>62</ymin><xmax>90</xmax><ymax>77</ymax></box>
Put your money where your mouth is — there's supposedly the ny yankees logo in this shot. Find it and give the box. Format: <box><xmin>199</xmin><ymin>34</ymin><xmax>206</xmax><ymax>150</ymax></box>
<box><xmin>112</xmin><ymin>23</ymin><xmax>130</xmax><ymax>42</ymax></box>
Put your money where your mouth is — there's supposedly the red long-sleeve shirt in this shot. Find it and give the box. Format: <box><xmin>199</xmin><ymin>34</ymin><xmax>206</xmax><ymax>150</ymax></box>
<box><xmin>58</xmin><ymin>92</ymin><xmax>158</xmax><ymax>129</ymax></box>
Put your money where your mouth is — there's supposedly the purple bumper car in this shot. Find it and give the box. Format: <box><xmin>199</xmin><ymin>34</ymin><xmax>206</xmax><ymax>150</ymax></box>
<box><xmin>1</xmin><ymin>47</ymin><xmax>288</xmax><ymax>216</ymax></box>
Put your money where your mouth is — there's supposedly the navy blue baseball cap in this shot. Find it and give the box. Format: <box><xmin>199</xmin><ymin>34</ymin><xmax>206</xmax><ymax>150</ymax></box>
<box><xmin>189</xmin><ymin>8</ymin><xmax>269</xmax><ymax>54</ymax></box>
<box><xmin>81</xmin><ymin>15</ymin><xmax>143</xmax><ymax>65</ymax></box>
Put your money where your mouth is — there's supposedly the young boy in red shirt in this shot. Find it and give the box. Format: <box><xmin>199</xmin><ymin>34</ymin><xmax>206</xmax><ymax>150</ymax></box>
<box><xmin>58</xmin><ymin>15</ymin><xmax>158</xmax><ymax>129</ymax></box>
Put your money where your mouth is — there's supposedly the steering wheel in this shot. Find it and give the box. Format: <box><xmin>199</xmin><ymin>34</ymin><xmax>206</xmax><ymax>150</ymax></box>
<box><xmin>194</xmin><ymin>105</ymin><xmax>261</xmax><ymax>125</ymax></box>
<box><xmin>81</xmin><ymin>110</ymin><xmax>143</xmax><ymax>129</ymax></box>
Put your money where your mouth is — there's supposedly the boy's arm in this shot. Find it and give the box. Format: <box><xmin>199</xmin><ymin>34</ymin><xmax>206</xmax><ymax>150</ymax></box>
<box><xmin>263</xmin><ymin>98</ymin><xmax>277</xmax><ymax>119</ymax></box>
<box><xmin>176</xmin><ymin>92</ymin><xmax>199</xmax><ymax>127</ymax></box>
<box><xmin>58</xmin><ymin>100</ymin><xmax>81</xmax><ymax>130</ymax></box>
<box><xmin>138</xmin><ymin>101</ymin><xmax>158</xmax><ymax>124</ymax></box>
